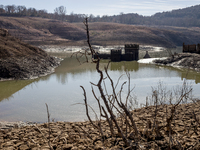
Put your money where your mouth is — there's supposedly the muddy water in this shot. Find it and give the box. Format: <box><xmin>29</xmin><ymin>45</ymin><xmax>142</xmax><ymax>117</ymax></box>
<box><xmin>0</xmin><ymin>46</ymin><xmax>200</xmax><ymax>122</ymax></box>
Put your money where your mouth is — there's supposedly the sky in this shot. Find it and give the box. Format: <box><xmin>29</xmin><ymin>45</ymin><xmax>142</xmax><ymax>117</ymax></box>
<box><xmin>1</xmin><ymin>0</ymin><xmax>200</xmax><ymax>16</ymax></box>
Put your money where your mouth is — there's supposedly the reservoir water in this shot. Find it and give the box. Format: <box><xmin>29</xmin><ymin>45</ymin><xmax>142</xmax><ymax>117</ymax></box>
<box><xmin>0</xmin><ymin>46</ymin><xmax>200</xmax><ymax>122</ymax></box>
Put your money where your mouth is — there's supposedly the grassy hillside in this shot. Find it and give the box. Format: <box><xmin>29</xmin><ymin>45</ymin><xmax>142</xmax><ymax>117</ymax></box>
<box><xmin>1</xmin><ymin>16</ymin><xmax>200</xmax><ymax>47</ymax></box>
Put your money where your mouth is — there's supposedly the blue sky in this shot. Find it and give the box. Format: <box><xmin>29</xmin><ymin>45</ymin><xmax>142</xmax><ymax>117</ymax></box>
<box><xmin>1</xmin><ymin>0</ymin><xmax>200</xmax><ymax>16</ymax></box>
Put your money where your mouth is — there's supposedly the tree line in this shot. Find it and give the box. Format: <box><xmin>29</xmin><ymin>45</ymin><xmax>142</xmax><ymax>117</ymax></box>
<box><xmin>0</xmin><ymin>5</ymin><xmax>49</xmax><ymax>18</ymax></box>
<box><xmin>1</xmin><ymin>4</ymin><xmax>200</xmax><ymax>27</ymax></box>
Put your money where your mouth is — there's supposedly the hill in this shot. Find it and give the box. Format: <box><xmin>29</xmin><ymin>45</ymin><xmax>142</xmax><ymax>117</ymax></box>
<box><xmin>0</xmin><ymin>16</ymin><xmax>86</xmax><ymax>45</ymax></box>
<box><xmin>1</xmin><ymin>16</ymin><xmax>200</xmax><ymax>47</ymax></box>
<box><xmin>151</xmin><ymin>5</ymin><xmax>200</xmax><ymax>27</ymax></box>
<box><xmin>1</xmin><ymin>4</ymin><xmax>200</xmax><ymax>27</ymax></box>
<box><xmin>74</xmin><ymin>22</ymin><xmax>200</xmax><ymax>47</ymax></box>
<box><xmin>92</xmin><ymin>5</ymin><xmax>200</xmax><ymax>27</ymax></box>
<box><xmin>0</xmin><ymin>28</ymin><xmax>60</xmax><ymax>80</ymax></box>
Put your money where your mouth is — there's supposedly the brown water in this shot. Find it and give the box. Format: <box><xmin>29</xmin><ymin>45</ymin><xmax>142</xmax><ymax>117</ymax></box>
<box><xmin>0</xmin><ymin>47</ymin><xmax>200</xmax><ymax>122</ymax></box>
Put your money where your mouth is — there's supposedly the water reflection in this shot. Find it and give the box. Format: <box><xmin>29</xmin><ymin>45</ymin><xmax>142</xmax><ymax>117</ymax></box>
<box><xmin>0</xmin><ymin>80</ymin><xmax>36</xmax><ymax>102</ymax></box>
<box><xmin>110</xmin><ymin>61</ymin><xmax>139</xmax><ymax>72</ymax></box>
<box><xmin>181</xmin><ymin>71</ymin><xmax>200</xmax><ymax>84</ymax></box>
<box><xmin>0</xmin><ymin>51</ymin><xmax>200</xmax><ymax>122</ymax></box>
<box><xmin>1</xmin><ymin>56</ymin><xmax>200</xmax><ymax>102</ymax></box>
<box><xmin>54</xmin><ymin>56</ymin><xmax>96</xmax><ymax>84</ymax></box>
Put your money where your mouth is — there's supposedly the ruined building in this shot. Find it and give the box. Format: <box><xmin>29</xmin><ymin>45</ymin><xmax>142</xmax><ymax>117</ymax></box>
<box><xmin>94</xmin><ymin>44</ymin><xmax>139</xmax><ymax>62</ymax></box>
<box><xmin>183</xmin><ymin>43</ymin><xmax>200</xmax><ymax>54</ymax></box>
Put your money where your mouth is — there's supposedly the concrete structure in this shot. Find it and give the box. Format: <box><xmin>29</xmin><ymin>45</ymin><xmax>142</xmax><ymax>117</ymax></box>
<box><xmin>94</xmin><ymin>44</ymin><xmax>139</xmax><ymax>62</ymax></box>
<box><xmin>124</xmin><ymin>44</ymin><xmax>139</xmax><ymax>61</ymax></box>
<box><xmin>183</xmin><ymin>43</ymin><xmax>200</xmax><ymax>54</ymax></box>
<box><xmin>111</xmin><ymin>49</ymin><xmax>122</xmax><ymax>61</ymax></box>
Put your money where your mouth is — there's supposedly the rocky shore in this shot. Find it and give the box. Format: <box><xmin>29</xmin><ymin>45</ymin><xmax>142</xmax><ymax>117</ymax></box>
<box><xmin>0</xmin><ymin>28</ymin><xmax>61</xmax><ymax>80</ymax></box>
<box><xmin>0</xmin><ymin>55</ymin><xmax>61</xmax><ymax>80</ymax></box>
<box><xmin>153</xmin><ymin>53</ymin><xmax>200</xmax><ymax>72</ymax></box>
<box><xmin>0</xmin><ymin>121</ymin><xmax>36</xmax><ymax>130</ymax></box>
<box><xmin>0</xmin><ymin>101</ymin><xmax>199</xmax><ymax>149</ymax></box>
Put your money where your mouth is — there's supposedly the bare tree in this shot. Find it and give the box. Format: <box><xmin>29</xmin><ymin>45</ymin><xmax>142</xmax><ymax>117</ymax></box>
<box><xmin>0</xmin><ymin>5</ymin><xmax>5</xmax><ymax>13</ymax></box>
<box><xmin>77</xmin><ymin>18</ymin><xmax>139</xmax><ymax>148</ymax></box>
<box><xmin>54</xmin><ymin>6</ymin><xmax>67</xmax><ymax>21</ymax></box>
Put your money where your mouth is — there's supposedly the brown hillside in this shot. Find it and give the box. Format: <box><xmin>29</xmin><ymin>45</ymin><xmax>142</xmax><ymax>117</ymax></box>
<box><xmin>0</xmin><ymin>16</ymin><xmax>86</xmax><ymax>45</ymax></box>
<box><xmin>1</xmin><ymin>16</ymin><xmax>200</xmax><ymax>47</ymax></box>
<box><xmin>0</xmin><ymin>28</ymin><xmax>48</xmax><ymax>58</ymax></box>
<box><xmin>74</xmin><ymin>22</ymin><xmax>200</xmax><ymax>47</ymax></box>
<box><xmin>0</xmin><ymin>28</ymin><xmax>60</xmax><ymax>80</ymax></box>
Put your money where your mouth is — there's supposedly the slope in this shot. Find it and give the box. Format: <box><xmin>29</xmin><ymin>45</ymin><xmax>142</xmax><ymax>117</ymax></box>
<box><xmin>0</xmin><ymin>28</ymin><xmax>60</xmax><ymax>80</ymax></box>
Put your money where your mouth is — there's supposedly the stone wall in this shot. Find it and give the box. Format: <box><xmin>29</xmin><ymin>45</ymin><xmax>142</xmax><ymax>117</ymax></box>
<box><xmin>183</xmin><ymin>43</ymin><xmax>200</xmax><ymax>54</ymax></box>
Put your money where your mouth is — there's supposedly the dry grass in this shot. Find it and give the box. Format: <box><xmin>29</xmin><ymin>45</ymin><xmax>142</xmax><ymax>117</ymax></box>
<box><xmin>1</xmin><ymin>16</ymin><xmax>200</xmax><ymax>47</ymax></box>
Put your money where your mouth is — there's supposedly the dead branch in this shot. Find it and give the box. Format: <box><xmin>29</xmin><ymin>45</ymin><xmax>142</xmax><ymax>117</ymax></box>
<box><xmin>101</xmin><ymin>106</ymin><xmax>114</xmax><ymax>136</ymax></box>
<box><xmin>104</xmin><ymin>66</ymin><xmax>139</xmax><ymax>137</ymax></box>
<box><xmin>83</xmin><ymin>17</ymin><xmax>96</xmax><ymax>57</ymax></box>
<box><xmin>80</xmin><ymin>86</ymin><xmax>98</xmax><ymax>129</ymax></box>
<box><xmin>45</xmin><ymin>103</ymin><xmax>53</xmax><ymax>150</ymax></box>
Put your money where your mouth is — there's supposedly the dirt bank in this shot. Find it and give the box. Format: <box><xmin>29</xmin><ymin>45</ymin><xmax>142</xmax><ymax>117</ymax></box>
<box><xmin>0</xmin><ymin>28</ymin><xmax>61</xmax><ymax>80</ymax></box>
<box><xmin>0</xmin><ymin>101</ymin><xmax>199</xmax><ymax>149</ymax></box>
<box><xmin>154</xmin><ymin>53</ymin><xmax>200</xmax><ymax>72</ymax></box>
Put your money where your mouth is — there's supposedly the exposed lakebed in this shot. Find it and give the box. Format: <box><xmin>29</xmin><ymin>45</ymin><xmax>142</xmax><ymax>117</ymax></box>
<box><xmin>0</xmin><ymin>46</ymin><xmax>200</xmax><ymax>122</ymax></box>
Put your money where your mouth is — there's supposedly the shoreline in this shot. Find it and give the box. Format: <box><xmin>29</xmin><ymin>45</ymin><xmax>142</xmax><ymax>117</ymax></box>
<box><xmin>0</xmin><ymin>28</ymin><xmax>62</xmax><ymax>81</ymax></box>
<box><xmin>0</xmin><ymin>56</ymin><xmax>62</xmax><ymax>82</ymax></box>
<box><xmin>0</xmin><ymin>100</ymin><xmax>199</xmax><ymax>149</ymax></box>
<box><xmin>138</xmin><ymin>53</ymin><xmax>200</xmax><ymax>73</ymax></box>
<box><xmin>153</xmin><ymin>53</ymin><xmax>200</xmax><ymax>72</ymax></box>
<box><xmin>1</xmin><ymin>100</ymin><xmax>198</xmax><ymax>129</ymax></box>
<box><xmin>0</xmin><ymin>121</ymin><xmax>38</xmax><ymax>130</ymax></box>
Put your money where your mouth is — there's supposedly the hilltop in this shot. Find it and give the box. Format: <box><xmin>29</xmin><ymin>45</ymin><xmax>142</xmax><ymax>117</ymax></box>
<box><xmin>96</xmin><ymin>5</ymin><xmax>200</xmax><ymax>27</ymax></box>
<box><xmin>0</xmin><ymin>28</ymin><xmax>60</xmax><ymax>80</ymax></box>
<box><xmin>1</xmin><ymin>4</ymin><xmax>200</xmax><ymax>27</ymax></box>
<box><xmin>1</xmin><ymin>16</ymin><xmax>200</xmax><ymax>47</ymax></box>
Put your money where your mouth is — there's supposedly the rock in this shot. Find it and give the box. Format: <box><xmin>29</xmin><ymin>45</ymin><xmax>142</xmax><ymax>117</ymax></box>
<box><xmin>3</xmin><ymin>146</ymin><xmax>15</xmax><ymax>150</ymax></box>
<box><xmin>0</xmin><ymin>101</ymin><xmax>199</xmax><ymax>149</ymax></box>
<box><xmin>71</xmin><ymin>146</ymin><xmax>78</xmax><ymax>150</ymax></box>
<box><xmin>62</xmin><ymin>144</ymin><xmax>73</xmax><ymax>150</ymax></box>
<box><xmin>154</xmin><ymin>53</ymin><xmax>200</xmax><ymax>72</ymax></box>
<box><xmin>94</xmin><ymin>145</ymin><xmax>104</xmax><ymax>150</ymax></box>
<box><xmin>19</xmin><ymin>144</ymin><xmax>29</xmax><ymax>149</ymax></box>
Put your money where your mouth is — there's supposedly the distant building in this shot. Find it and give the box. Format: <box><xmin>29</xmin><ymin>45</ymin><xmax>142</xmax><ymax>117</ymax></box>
<box><xmin>183</xmin><ymin>43</ymin><xmax>200</xmax><ymax>54</ymax></box>
<box><xmin>94</xmin><ymin>44</ymin><xmax>139</xmax><ymax>61</ymax></box>
<box><xmin>110</xmin><ymin>49</ymin><xmax>122</xmax><ymax>62</ymax></box>
<box><xmin>93</xmin><ymin>44</ymin><xmax>139</xmax><ymax>62</ymax></box>
<box><xmin>123</xmin><ymin>44</ymin><xmax>139</xmax><ymax>61</ymax></box>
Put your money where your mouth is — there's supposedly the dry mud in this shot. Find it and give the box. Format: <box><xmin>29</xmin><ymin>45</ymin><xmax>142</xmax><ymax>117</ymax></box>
<box><xmin>0</xmin><ymin>101</ymin><xmax>199</xmax><ymax>149</ymax></box>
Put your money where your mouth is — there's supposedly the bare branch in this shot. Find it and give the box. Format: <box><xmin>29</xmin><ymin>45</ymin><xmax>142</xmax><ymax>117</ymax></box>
<box><xmin>45</xmin><ymin>103</ymin><xmax>53</xmax><ymax>150</ymax></box>
<box><xmin>80</xmin><ymin>86</ymin><xmax>99</xmax><ymax>129</ymax></box>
